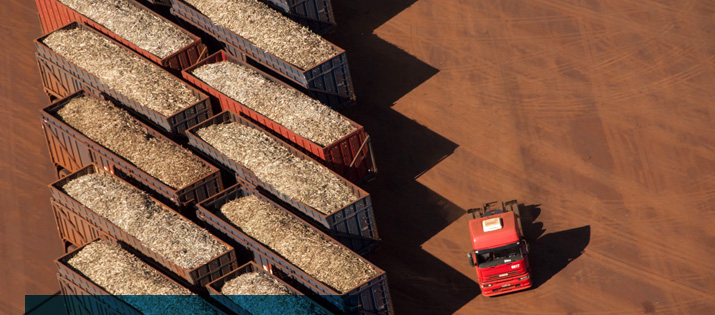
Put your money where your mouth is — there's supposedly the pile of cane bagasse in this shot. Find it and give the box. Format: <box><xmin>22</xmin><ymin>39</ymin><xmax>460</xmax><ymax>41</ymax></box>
<box><xmin>221</xmin><ymin>271</ymin><xmax>330</xmax><ymax>315</ymax></box>
<box><xmin>220</xmin><ymin>195</ymin><xmax>377</xmax><ymax>293</ymax></box>
<box><xmin>42</xmin><ymin>26</ymin><xmax>198</xmax><ymax>116</ymax></box>
<box><xmin>67</xmin><ymin>240</ymin><xmax>216</xmax><ymax>315</ymax></box>
<box><xmin>192</xmin><ymin>61</ymin><xmax>355</xmax><ymax>146</ymax></box>
<box><xmin>184</xmin><ymin>0</ymin><xmax>337</xmax><ymax>69</ymax></box>
<box><xmin>57</xmin><ymin>95</ymin><xmax>211</xmax><ymax>189</ymax></box>
<box><xmin>63</xmin><ymin>172</ymin><xmax>227</xmax><ymax>269</ymax></box>
<box><xmin>222</xmin><ymin>272</ymin><xmax>293</xmax><ymax>295</ymax></box>
<box><xmin>196</xmin><ymin>122</ymin><xmax>357</xmax><ymax>214</ymax></box>
<box><xmin>59</xmin><ymin>0</ymin><xmax>194</xmax><ymax>58</ymax></box>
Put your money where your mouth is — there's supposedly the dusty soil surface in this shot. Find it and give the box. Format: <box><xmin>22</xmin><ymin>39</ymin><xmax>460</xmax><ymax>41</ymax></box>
<box><xmin>0</xmin><ymin>1</ymin><xmax>63</xmax><ymax>314</ymax></box>
<box><xmin>328</xmin><ymin>0</ymin><xmax>715</xmax><ymax>314</ymax></box>
<box><xmin>2</xmin><ymin>0</ymin><xmax>714</xmax><ymax>314</ymax></box>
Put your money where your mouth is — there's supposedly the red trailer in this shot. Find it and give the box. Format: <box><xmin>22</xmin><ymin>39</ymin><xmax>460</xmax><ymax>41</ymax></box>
<box><xmin>35</xmin><ymin>22</ymin><xmax>213</xmax><ymax>137</ymax></box>
<box><xmin>35</xmin><ymin>0</ymin><xmax>206</xmax><ymax>73</ymax></box>
<box><xmin>41</xmin><ymin>90</ymin><xmax>222</xmax><ymax>209</ymax></box>
<box><xmin>169</xmin><ymin>0</ymin><xmax>354</xmax><ymax>110</ymax></box>
<box><xmin>182</xmin><ymin>51</ymin><xmax>375</xmax><ymax>183</ymax></box>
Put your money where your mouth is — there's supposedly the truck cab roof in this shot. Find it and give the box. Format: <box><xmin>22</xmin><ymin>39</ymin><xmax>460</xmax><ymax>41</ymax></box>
<box><xmin>469</xmin><ymin>211</ymin><xmax>520</xmax><ymax>250</ymax></box>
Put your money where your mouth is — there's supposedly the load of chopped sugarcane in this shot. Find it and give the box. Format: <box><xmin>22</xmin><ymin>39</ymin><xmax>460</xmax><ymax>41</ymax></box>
<box><xmin>67</xmin><ymin>239</ymin><xmax>217</xmax><ymax>314</ymax></box>
<box><xmin>197</xmin><ymin>122</ymin><xmax>358</xmax><ymax>214</ymax></box>
<box><xmin>192</xmin><ymin>60</ymin><xmax>355</xmax><ymax>146</ymax></box>
<box><xmin>57</xmin><ymin>95</ymin><xmax>211</xmax><ymax>189</ymax></box>
<box><xmin>184</xmin><ymin>0</ymin><xmax>337</xmax><ymax>69</ymax></box>
<box><xmin>63</xmin><ymin>172</ymin><xmax>227</xmax><ymax>270</ymax></box>
<box><xmin>220</xmin><ymin>195</ymin><xmax>376</xmax><ymax>293</ymax></box>
<box><xmin>43</xmin><ymin>26</ymin><xmax>198</xmax><ymax>116</ymax></box>
<box><xmin>59</xmin><ymin>0</ymin><xmax>194</xmax><ymax>58</ymax></box>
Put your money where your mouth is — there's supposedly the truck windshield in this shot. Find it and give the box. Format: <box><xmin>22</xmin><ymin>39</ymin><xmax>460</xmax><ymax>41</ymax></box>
<box><xmin>475</xmin><ymin>242</ymin><xmax>523</xmax><ymax>268</ymax></box>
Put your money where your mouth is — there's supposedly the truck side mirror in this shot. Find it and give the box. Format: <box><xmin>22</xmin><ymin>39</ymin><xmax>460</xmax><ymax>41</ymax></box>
<box><xmin>467</xmin><ymin>252</ymin><xmax>475</xmax><ymax>267</ymax></box>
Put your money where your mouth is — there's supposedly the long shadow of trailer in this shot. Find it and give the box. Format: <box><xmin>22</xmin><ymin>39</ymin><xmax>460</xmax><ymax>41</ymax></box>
<box><xmin>326</xmin><ymin>1</ymin><xmax>482</xmax><ymax>314</ymax></box>
<box><xmin>24</xmin><ymin>292</ymin><xmax>63</xmax><ymax>315</ymax></box>
<box><xmin>163</xmin><ymin>0</ymin><xmax>474</xmax><ymax>312</ymax></box>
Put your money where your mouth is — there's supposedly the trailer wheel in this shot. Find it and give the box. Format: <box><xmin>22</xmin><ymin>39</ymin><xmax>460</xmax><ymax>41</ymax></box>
<box><xmin>56</xmin><ymin>165</ymin><xmax>71</xmax><ymax>179</ymax></box>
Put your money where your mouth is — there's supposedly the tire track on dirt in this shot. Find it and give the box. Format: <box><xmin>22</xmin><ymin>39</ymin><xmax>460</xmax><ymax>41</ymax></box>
<box><xmin>382</xmin><ymin>1</ymin><xmax>714</xmax><ymax>312</ymax></box>
<box><xmin>599</xmin><ymin>111</ymin><xmax>715</xmax><ymax>161</ymax></box>
<box><xmin>437</xmin><ymin>29</ymin><xmax>627</xmax><ymax>75</ymax></box>
<box><xmin>588</xmin><ymin>249</ymin><xmax>715</xmax><ymax>301</ymax></box>
<box><xmin>598</xmin><ymin>61</ymin><xmax>707</xmax><ymax>105</ymax></box>
<box><xmin>529</xmin><ymin>130</ymin><xmax>710</xmax><ymax>210</ymax></box>
<box><xmin>510</xmin><ymin>84</ymin><xmax>715</xmax><ymax>294</ymax></box>
<box><xmin>547</xmin><ymin>194</ymin><xmax>715</xmax><ymax>278</ymax></box>
<box><xmin>489</xmin><ymin>27</ymin><xmax>638</xmax><ymax>311</ymax></box>
<box><xmin>488</xmin><ymin>42</ymin><xmax>613</xmax><ymax>311</ymax></box>
<box><xmin>439</xmin><ymin>24</ymin><xmax>681</xmax><ymax>116</ymax></box>
<box><xmin>426</xmin><ymin>0</ymin><xmax>704</xmax><ymax>114</ymax></box>
<box><xmin>603</xmin><ymin>116</ymin><xmax>715</xmax><ymax>193</ymax></box>
<box><xmin>510</xmin><ymin>140</ymin><xmax>715</xmax><ymax>272</ymax></box>
<box><xmin>412</xmin><ymin>2</ymin><xmax>644</xmax><ymax>24</ymax></box>
<box><xmin>515</xmin><ymin>55</ymin><xmax>708</xmax><ymax>120</ymax></box>
<box><xmin>532</xmin><ymin>0</ymin><xmax>702</xmax><ymax>42</ymax></box>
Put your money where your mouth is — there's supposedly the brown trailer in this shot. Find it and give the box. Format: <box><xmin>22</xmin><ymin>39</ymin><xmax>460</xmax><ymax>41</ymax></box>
<box><xmin>50</xmin><ymin>164</ymin><xmax>239</xmax><ymax>288</ymax></box>
<box><xmin>40</xmin><ymin>90</ymin><xmax>222</xmax><ymax>209</ymax></box>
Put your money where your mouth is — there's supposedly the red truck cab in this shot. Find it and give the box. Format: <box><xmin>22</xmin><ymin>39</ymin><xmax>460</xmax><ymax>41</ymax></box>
<box><xmin>467</xmin><ymin>201</ymin><xmax>532</xmax><ymax>296</ymax></box>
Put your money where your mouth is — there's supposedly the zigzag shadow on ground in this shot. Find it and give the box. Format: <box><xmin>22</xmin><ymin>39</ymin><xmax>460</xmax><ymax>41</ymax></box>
<box><xmin>358</xmin><ymin>112</ymin><xmax>475</xmax><ymax>314</ymax></box>
<box><xmin>326</xmin><ymin>1</ymin><xmax>481</xmax><ymax>313</ymax></box>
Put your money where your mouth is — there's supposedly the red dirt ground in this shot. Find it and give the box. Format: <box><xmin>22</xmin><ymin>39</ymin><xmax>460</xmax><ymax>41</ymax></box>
<box><xmin>1</xmin><ymin>1</ymin><xmax>64</xmax><ymax>314</ymax></box>
<box><xmin>3</xmin><ymin>0</ymin><xmax>714</xmax><ymax>314</ymax></box>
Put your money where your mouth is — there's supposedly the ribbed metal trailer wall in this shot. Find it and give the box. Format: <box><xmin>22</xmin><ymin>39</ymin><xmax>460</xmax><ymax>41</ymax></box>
<box><xmin>57</xmin><ymin>275</ymin><xmax>125</xmax><ymax>315</ymax></box>
<box><xmin>40</xmin><ymin>90</ymin><xmax>223</xmax><ymax>209</ymax></box>
<box><xmin>168</xmin><ymin>0</ymin><xmax>355</xmax><ymax>110</ymax></box>
<box><xmin>182</xmin><ymin>51</ymin><xmax>375</xmax><ymax>183</ymax></box>
<box><xmin>35</xmin><ymin>22</ymin><xmax>213</xmax><ymax>137</ymax></box>
<box><xmin>34</xmin><ymin>0</ymin><xmax>206</xmax><ymax>73</ymax></box>
<box><xmin>197</xmin><ymin>183</ymin><xmax>393</xmax><ymax>314</ymax></box>
<box><xmin>52</xmin><ymin>201</ymin><xmax>104</xmax><ymax>253</ymax></box>
<box><xmin>186</xmin><ymin>112</ymin><xmax>379</xmax><ymax>254</ymax></box>
<box><xmin>205</xmin><ymin>262</ymin><xmax>333</xmax><ymax>315</ymax></box>
<box><xmin>35</xmin><ymin>54</ymin><xmax>98</xmax><ymax>102</ymax></box>
<box><xmin>262</xmin><ymin>0</ymin><xmax>336</xmax><ymax>34</ymax></box>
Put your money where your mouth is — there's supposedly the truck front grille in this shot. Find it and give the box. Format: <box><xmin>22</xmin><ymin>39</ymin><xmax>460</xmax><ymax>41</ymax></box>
<box><xmin>486</xmin><ymin>270</ymin><xmax>519</xmax><ymax>281</ymax></box>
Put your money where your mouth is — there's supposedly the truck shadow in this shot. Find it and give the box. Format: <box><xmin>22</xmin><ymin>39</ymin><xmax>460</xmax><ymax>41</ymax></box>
<box><xmin>519</xmin><ymin>204</ymin><xmax>591</xmax><ymax>289</ymax></box>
